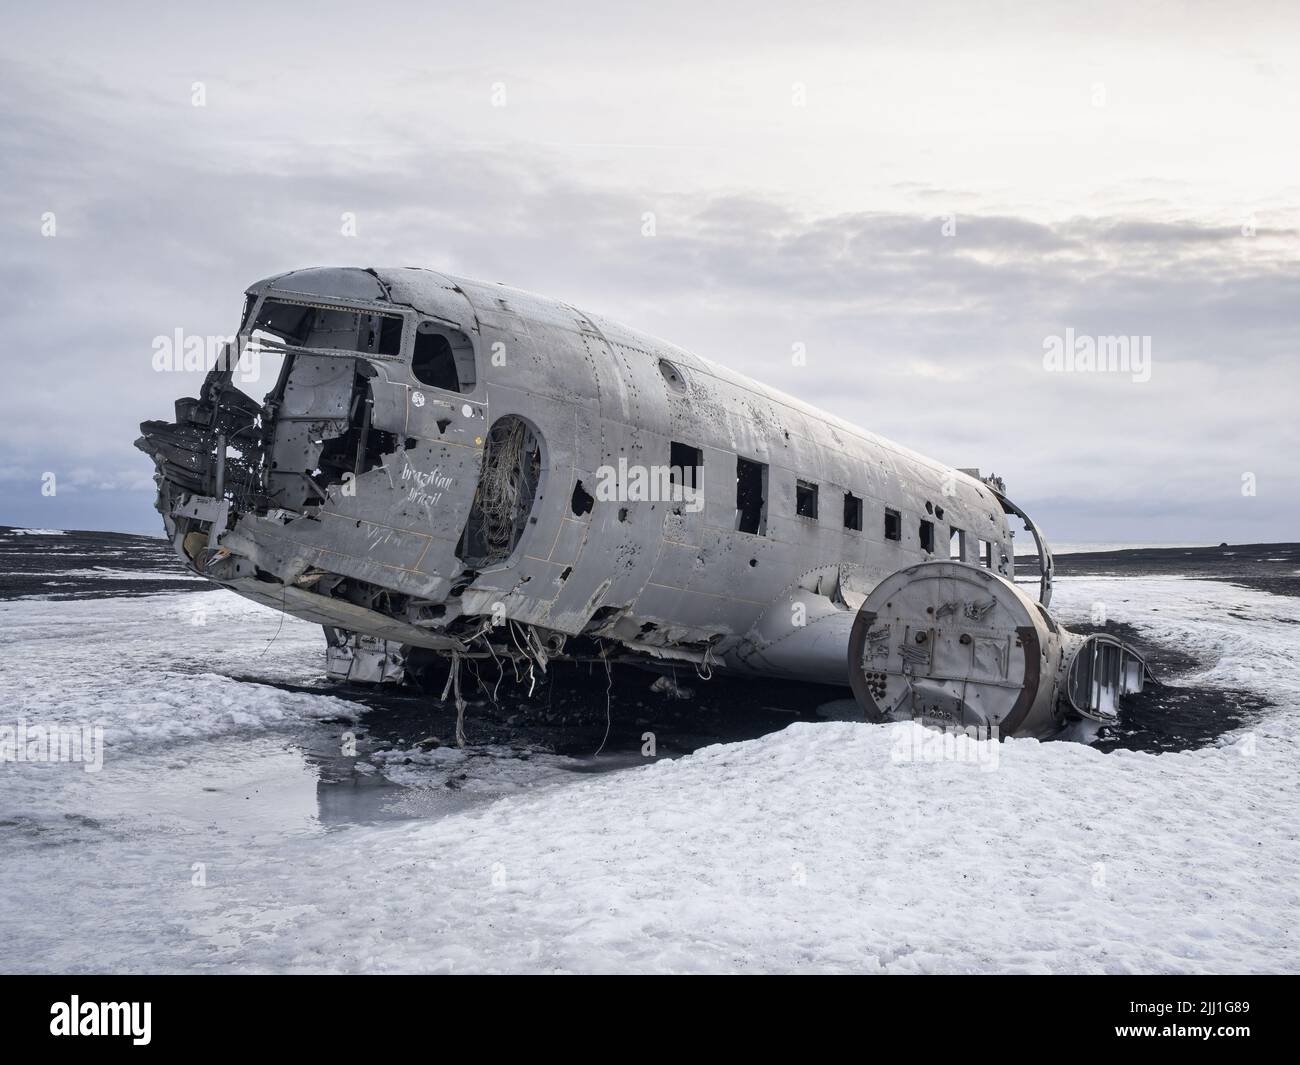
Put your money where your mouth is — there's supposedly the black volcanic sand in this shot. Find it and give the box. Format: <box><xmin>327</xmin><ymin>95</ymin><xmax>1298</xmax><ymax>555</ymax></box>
<box><xmin>239</xmin><ymin>664</ymin><xmax>852</xmax><ymax>765</ymax></box>
<box><xmin>0</xmin><ymin>525</ymin><xmax>202</xmax><ymax>600</ymax></box>
<box><xmin>1</xmin><ymin>527</ymin><xmax>1290</xmax><ymax>754</ymax></box>
<box><xmin>1033</xmin><ymin>541</ymin><xmax>1300</xmax><ymax>599</ymax></box>
<box><xmin>1065</xmin><ymin>620</ymin><xmax>1270</xmax><ymax>753</ymax></box>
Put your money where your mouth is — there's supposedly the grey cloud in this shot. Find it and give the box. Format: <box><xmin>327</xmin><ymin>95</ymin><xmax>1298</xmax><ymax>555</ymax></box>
<box><xmin>1</xmin><ymin>49</ymin><xmax>1295</xmax><ymax>542</ymax></box>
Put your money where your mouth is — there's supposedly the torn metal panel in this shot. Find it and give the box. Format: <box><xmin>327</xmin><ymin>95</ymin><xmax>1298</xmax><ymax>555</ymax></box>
<box><xmin>325</xmin><ymin>629</ymin><xmax>407</xmax><ymax>685</ymax></box>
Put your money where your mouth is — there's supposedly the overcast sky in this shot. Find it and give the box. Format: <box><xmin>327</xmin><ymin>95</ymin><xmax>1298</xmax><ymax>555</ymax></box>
<box><xmin>1</xmin><ymin>0</ymin><xmax>1296</xmax><ymax>543</ymax></box>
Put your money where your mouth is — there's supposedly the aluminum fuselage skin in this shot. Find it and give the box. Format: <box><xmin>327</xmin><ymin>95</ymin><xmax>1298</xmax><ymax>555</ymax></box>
<box><xmin>150</xmin><ymin>266</ymin><xmax>1023</xmax><ymax>688</ymax></box>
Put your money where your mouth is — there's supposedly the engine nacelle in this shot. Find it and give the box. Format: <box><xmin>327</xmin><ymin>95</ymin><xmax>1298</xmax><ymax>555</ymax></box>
<box><xmin>848</xmin><ymin>560</ymin><xmax>1147</xmax><ymax>739</ymax></box>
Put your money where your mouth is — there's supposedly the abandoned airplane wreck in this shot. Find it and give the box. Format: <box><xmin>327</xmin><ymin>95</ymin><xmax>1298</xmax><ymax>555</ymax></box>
<box><xmin>136</xmin><ymin>266</ymin><xmax>1147</xmax><ymax>740</ymax></box>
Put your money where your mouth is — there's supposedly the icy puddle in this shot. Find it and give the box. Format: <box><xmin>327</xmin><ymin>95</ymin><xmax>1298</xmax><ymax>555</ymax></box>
<box><xmin>1</xmin><ymin>578</ymin><xmax>1297</xmax><ymax>972</ymax></box>
<box><xmin>2</xmin><ymin>732</ymin><xmax>602</xmax><ymax>845</ymax></box>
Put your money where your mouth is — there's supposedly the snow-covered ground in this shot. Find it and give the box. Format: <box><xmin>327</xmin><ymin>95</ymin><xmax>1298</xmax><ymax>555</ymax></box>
<box><xmin>0</xmin><ymin>576</ymin><xmax>1297</xmax><ymax>973</ymax></box>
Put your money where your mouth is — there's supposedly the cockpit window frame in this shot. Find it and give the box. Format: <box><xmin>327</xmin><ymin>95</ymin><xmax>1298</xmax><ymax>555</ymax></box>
<box><xmin>241</xmin><ymin>294</ymin><xmax>410</xmax><ymax>363</ymax></box>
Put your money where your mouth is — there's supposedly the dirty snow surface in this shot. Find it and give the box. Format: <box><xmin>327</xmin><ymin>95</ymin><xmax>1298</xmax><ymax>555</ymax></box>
<box><xmin>1</xmin><ymin>559</ymin><xmax>1297</xmax><ymax>972</ymax></box>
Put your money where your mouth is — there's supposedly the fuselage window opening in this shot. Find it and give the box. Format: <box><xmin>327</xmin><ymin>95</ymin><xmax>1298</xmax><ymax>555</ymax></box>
<box><xmin>669</xmin><ymin>441</ymin><xmax>704</xmax><ymax>492</ymax></box>
<box><xmin>571</xmin><ymin>480</ymin><xmax>595</xmax><ymax>517</ymax></box>
<box><xmin>735</xmin><ymin>457</ymin><xmax>768</xmax><ymax>535</ymax></box>
<box><xmin>884</xmin><ymin>507</ymin><xmax>902</xmax><ymax>542</ymax></box>
<box><xmin>411</xmin><ymin>321</ymin><xmax>477</xmax><ymax>394</ymax></box>
<box><xmin>843</xmin><ymin>491</ymin><xmax>863</xmax><ymax>531</ymax></box>
<box><xmin>920</xmin><ymin>519</ymin><xmax>935</xmax><ymax>553</ymax></box>
<box><xmin>950</xmin><ymin>527</ymin><xmax>966</xmax><ymax>561</ymax></box>
<box><xmin>978</xmin><ymin>538</ymin><xmax>993</xmax><ymax>567</ymax></box>
<box><xmin>457</xmin><ymin>415</ymin><xmax>543</xmax><ymax>567</ymax></box>
<box><xmin>795</xmin><ymin>479</ymin><xmax>819</xmax><ymax>520</ymax></box>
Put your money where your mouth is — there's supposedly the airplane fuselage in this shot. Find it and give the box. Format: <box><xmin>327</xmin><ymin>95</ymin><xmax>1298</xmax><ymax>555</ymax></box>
<box><xmin>139</xmin><ymin>266</ymin><xmax>1111</xmax><ymax>740</ymax></box>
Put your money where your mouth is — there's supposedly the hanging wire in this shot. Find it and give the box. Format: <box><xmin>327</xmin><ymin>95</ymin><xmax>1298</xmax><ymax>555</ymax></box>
<box><xmin>594</xmin><ymin>642</ymin><xmax>614</xmax><ymax>757</ymax></box>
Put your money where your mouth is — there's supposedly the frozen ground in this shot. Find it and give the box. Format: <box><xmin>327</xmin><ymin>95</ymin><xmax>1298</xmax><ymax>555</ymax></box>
<box><xmin>0</xmin><ymin>542</ymin><xmax>1297</xmax><ymax>971</ymax></box>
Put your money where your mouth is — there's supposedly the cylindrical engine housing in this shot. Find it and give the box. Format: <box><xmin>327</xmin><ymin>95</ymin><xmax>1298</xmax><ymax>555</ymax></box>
<box><xmin>848</xmin><ymin>560</ymin><xmax>1145</xmax><ymax>739</ymax></box>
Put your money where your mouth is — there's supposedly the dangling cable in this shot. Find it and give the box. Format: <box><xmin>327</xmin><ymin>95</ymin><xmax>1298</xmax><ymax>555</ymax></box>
<box><xmin>257</xmin><ymin>580</ymin><xmax>289</xmax><ymax>658</ymax></box>
<box><xmin>441</xmin><ymin>653</ymin><xmax>469</xmax><ymax>747</ymax></box>
<box><xmin>594</xmin><ymin>642</ymin><xmax>613</xmax><ymax>757</ymax></box>
<box><xmin>695</xmin><ymin>641</ymin><xmax>715</xmax><ymax>681</ymax></box>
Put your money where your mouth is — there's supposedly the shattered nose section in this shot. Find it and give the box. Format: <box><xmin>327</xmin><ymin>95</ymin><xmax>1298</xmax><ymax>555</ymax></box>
<box><xmin>134</xmin><ymin>272</ymin><xmax>498</xmax><ymax>671</ymax></box>
<box><xmin>135</xmin><ymin>361</ymin><xmax>264</xmax><ymax>563</ymax></box>
<box><xmin>848</xmin><ymin>560</ymin><xmax>1149</xmax><ymax>740</ymax></box>
<box><xmin>136</xmin><ymin>391</ymin><xmax>262</xmax><ymax>500</ymax></box>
